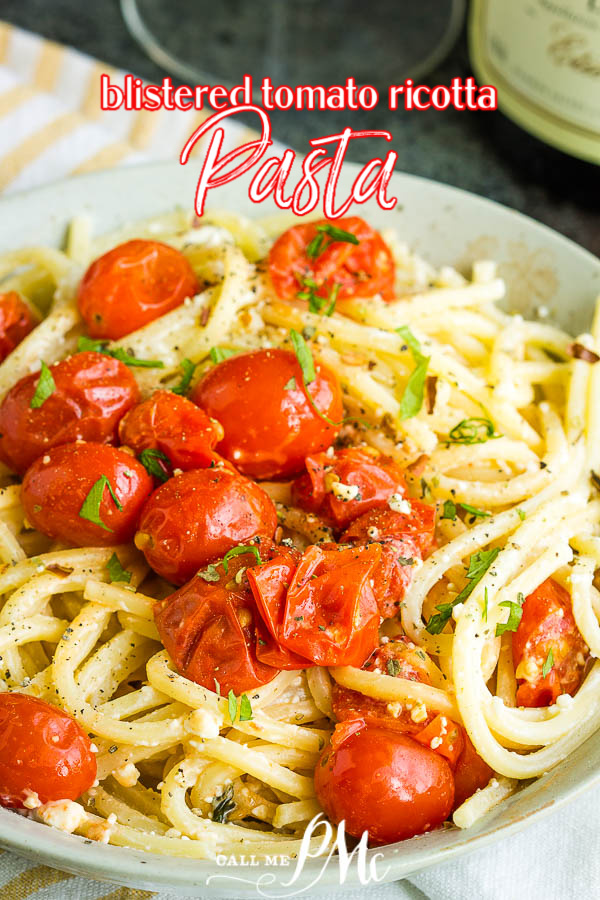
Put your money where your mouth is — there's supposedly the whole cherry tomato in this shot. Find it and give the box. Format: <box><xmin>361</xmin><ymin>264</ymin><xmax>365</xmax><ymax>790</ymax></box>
<box><xmin>119</xmin><ymin>389</ymin><xmax>223</xmax><ymax>472</ymax></box>
<box><xmin>512</xmin><ymin>578</ymin><xmax>588</xmax><ymax>708</ymax></box>
<box><xmin>155</xmin><ymin>542</ymin><xmax>288</xmax><ymax>695</ymax></box>
<box><xmin>192</xmin><ymin>349</ymin><xmax>343</xmax><ymax>479</ymax></box>
<box><xmin>0</xmin><ymin>693</ymin><xmax>96</xmax><ymax>808</ymax></box>
<box><xmin>22</xmin><ymin>442</ymin><xmax>153</xmax><ymax>546</ymax></box>
<box><xmin>332</xmin><ymin>639</ymin><xmax>437</xmax><ymax>734</ymax></box>
<box><xmin>315</xmin><ymin>719</ymin><xmax>454</xmax><ymax>844</ymax></box>
<box><xmin>78</xmin><ymin>240</ymin><xmax>198</xmax><ymax>340</ymax></box>
<box><xmin>0</xmin><ymin>351</ymin><xmax>139</xmax><ymax>475</ymax></box>
<box><xmin>0</xmin><ymin>291</ymin><xmax>38</xmax><ymax>362</ymax></box>
<box><xmin>291</xmin><ymin>447</ymin><xmax>407</xmax><ymax>530</ymax></box>
<box><xmin>136</xmin><ymin>467</ymin><xmax>278</xmax><ymax>584</ymax></box>
<box><xmin>269</xmin><ymin>217</ymin><xmax>395</xmax><ymax>303</ymax></box>
<box><xmin>341</xmin><ymin>504</ymin><xmax>436</xmax><ymax>617</ymax></box>
<box><xmin>277</xmin><ymin>543</ymin><xmax>381</xmax><ymax>667</ymax></box>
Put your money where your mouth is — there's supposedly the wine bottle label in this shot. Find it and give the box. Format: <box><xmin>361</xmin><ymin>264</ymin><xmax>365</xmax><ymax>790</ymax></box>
<box><xmin>469</xmin><ymin>0</ymin><xmax>600</xmax><ymax>163</ymax></box>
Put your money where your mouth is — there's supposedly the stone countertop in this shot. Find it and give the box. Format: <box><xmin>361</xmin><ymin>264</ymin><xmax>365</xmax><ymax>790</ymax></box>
<box><xmin>2</xmin><ymin>0</ymin><xmax>599</xmax><ymax>257</ymax></box>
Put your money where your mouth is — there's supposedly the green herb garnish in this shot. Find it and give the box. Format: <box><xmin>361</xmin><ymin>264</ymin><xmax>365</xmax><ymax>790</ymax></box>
<box><xmin>397</xmin><ymin>326</ymin><xmax>430</xmax><ymax>421</ymax></box>
<box><xmin>517</xmin><ymin>508</ymin><xmax>526</xmax><ymax>521</ymax></box>
<box><xmin>198</xmin><ymin>564</ymin><xmax>220</xmax><ymax>583</ymax></box>
<box><xmin>306</xmin><ymin>223</ymin><xmax>360</xmax><ymax>260</ymax></box>
<box><xmin>483</xmin><ymin>586</ymin><xmax>488</xmax><ymax>623</ymax></box>
<box><xmin>222</xmin><ymin>544</ymin><xmax>261</xmax><ymax>574</ymax></box>
<box><xmin>139</xmin><ymin>448</ymin><xmax>170</xmax><ymax>482</ymax></box>
<box><xmin>460</xmin><ymin>503</ymin><xmax>491</xmax><ymax>519</ymax></box>
<box><xmin>106</xmin><ymin>552</ymin><xmax>132</xmax><ymax>584</ymax></box>
<box><xmin>495</xmin><ymin>592</ymin><xmax>524</xmax><ymax>636</ymax></box>
<box><xmin>30</xmin><ymin>361</ymin><xmax>56</xmax><ymax>409</ymax></box>
<box><xmin>441</xmin><ymin>500</ymin><xmax>457</xmax><ymax>520</ymax></box>
<box><xmin>211</xmin><ymin>785</ymin><xmax>236</xmax><ymax>823</ymax></box>
<box><xmin>171</xmin><ymin>358</ymin><xmax>198</xmax><ymax>395</ymax></box>
<box><xmin>426</xmin><ymin>548</ymin><xmax>501</xmax><ymax>634</ymax></box>
<box><xmin>79</xmin><ymin>475</ymin><xmax>122</xmax><ymax>532</ymax></box>
<box><xmin>239</xmin><ymin>694</ymin><xmax>253</xmax><ymax>721</ymax></box>
<box><xmin>542</xmin><ymin>647</ymin><xmax>554</xmax><ymax>678</ymax></box>
<box><xmin>386</xmin><ymin>658</ymin><xmax>401</xmax><ymax>677</ymax></box>
<box><xmin>77</xmin><ymin>336</ymin><xmax>164</xmax><ymax>368</ymax></box>
<box><xmin>446</xmin><ymin>417</ymin><xmax>502</xmax><ymax>445</ymax></box>
<box><xmin>209</xmin><ymin>346</ymin><xmax>236</xmax><ymax>364</ymax></box>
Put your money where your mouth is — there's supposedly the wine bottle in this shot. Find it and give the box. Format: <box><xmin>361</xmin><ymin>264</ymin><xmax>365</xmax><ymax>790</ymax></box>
<box><xmin>469</xmin><ymin>0</ymin><xmax>600</xmax><ymax>201</ymax></box>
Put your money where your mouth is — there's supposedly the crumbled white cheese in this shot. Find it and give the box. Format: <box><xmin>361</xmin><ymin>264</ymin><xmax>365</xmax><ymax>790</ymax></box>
<box><xmin>331</xmin><ymin>482</ymin><xmax>360</xmax><ymax>502</ymax></box>
<box><xmin>182</xmin><ymin>225</ymin><xmax>234</xmax><ymax>247</ymax></box>
<box><xmin>452</xmin><ymin>602</ymin><xmax>464</xmax><ymax>621</ymax></box>
<box><xmin>185</xmin><ymin>707</ymin><xmax>222</xmax><ymax>739</ymax></box>
<box><xmin>388</xmin><ymin>494</ymin><xmax>411</xmax><ymax>515</ymax></box>
<box><xmin>113</xmin><ymin>762</ymin><xmax>140</xmax><ymax>788</ymax></box>
<box><xmin>410</xmin><ymin>702</ymin><xmax>428</xmax><ymax>724</ymax></box>
<box><xmin>37</xmin><ymin>800</ymin><xmax>87</xmax><ymax>834</ymax></box>
<box><xmin>556</xmin><ymin>693</ymin><xmax>574</xmax><ymax>710</ymax></box>
<box><xmin>430</xmin><ymin>736</ymin><xmax>443</xmax><ymax>750</ymax></box>
<box><xmin>22</xmin><ymin>789</ymin><xmax>40</xmax><ymax>809</ymax></box>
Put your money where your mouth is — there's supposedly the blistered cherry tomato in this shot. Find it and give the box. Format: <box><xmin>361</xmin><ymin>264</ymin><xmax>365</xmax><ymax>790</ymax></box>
<box><xmin>0</xmin><ymin>351</ymin><xmax>139</xmax><ymax>475</ymax></box>
<box><xmin>192</xmin><ymin>349</ymin><xmax>343</xmax><ymax>479</ymax></box>
<box><xmin>136</xmin><ymin>467</ymin><xmax>277</xmax><ymax>584</ymax></box>
<box><xmin>269</xmin><ymin>217</ymin><xmax>395</xmax><ymax>303</ymax></box>
<box><xmin>452</xmin><ymin>734</ymin><xmax>493</xmax><ymax>809</ymax></box>
<box><xmin>292</xmin><ymin>447</ymin><xmax>407</xmax><ymax>530</ymax></box>
<box><xmin>0</xmin><ymin>291</ymin><xmax>38</xmax><ymax>362</ymax></box>
<box><xmin>22</xmin><ymin>442</ymin><xmax>153</xmax><ymax>546</ymax></box>
<box><xmin>257</xmin><ymin>543</ymin><xmax>381</xmax><ymax>667</ymax></box>
<box><xmin>342</xmin><ymin>504</ymin><xmax>436</xmax><ymax>617</ymax></box>
<box><xmin>315</xmin><ymin>720</ymin><xmax>454</xmax><ymax>844</ymax></box>
<box><xmin>332</xmin><ymin>639</ymin><xmax>437</xmax><ymax>734</ymax></box>
<box><xmin>0</xmin><ymin>693</ymin><xmax>96</xmax><ymax>808</ymax></box>
<box><xmin>155</xmin><ymin>542</ymin><xmax>290</xmax><ymax>695</ymax></box>
<box><xmin>413</xmin><ymin>714</ymin><xmax>465</xmax><ymax>768</ymax></box>
<box><xmin>119</xmin><ymin>389</ymin><xmax>223</xmax><ymax>472</ymax></box>
<box><xmin>78</xmin><ymin>240</ymin><xmax>198</xmax><ymax>340</ymax></box>
<box><xmin>512</xmin><ymin>578</ymin><xmax>588</xmax><ymax>708</ymax></box>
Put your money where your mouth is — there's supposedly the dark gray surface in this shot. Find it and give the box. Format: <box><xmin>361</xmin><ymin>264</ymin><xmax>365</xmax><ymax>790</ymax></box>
<box><xmin>2</xmin><ymin>0</ymin><xmax>599</xmax><ymax>256</ymax></box>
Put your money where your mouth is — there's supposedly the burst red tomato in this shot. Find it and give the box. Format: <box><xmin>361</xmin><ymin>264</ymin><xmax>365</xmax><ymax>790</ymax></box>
<box><xmin>136</xmin><ymin>467</ymin><xmax>277</xmax><ymax>584</ymax></box>
<box><xmin>452</xmin><ymin>733</ymin><xmax>493</xmax><ymax>809</ymax></box>
<box><xmin>413</xmin><ymin>714</ymin><xmax>465</xmax><ymax>767</ymax></box>
<box><xmin>78</xmin><ymin>240</ymin><xmax>198</xmax><ymax>340</ymax></box>
<box><xmin>269</xmin><ymin>217</ymin><xmax>395</xmax><ymax>303</ymax></box>
<box><xmin>22</xmin><ymin>442</ymin><xmax>153</xmax><ymax>546</ymax></box>
<box><xmin>332</xmin><ymin>639</ymin><xmax>438</xmax><ymax>734</ymax></box>
<box><xmin>314</xmin><ymin>719</ymin><xmax>454</xmax><ymax>844</ymax></box>
<box><xmin>0</xmin><ymin>351</ymin><xmax>139</xmax><ymax>475</ymax></box>
<box><xmin>0</xmin><ymin>693</ymin><xmax>96</xmax><ymax>808</ymax></box>
<box><xmin>118</xmin><ymin>389</ymin><xmax>223</xmax><ymax>472</ymax></box>
<box><xmin>291</xmin><ymin>447</ymin><xmax>407</xmax><ymax>530</ymax></box>
<box><xmin>275</xmin><ymin>543</ymin><xmax>381</xmax><ymax>667</ymax></box>
<box><xmin>341</xmin><ymin>504</ymin><xmax>436</xmax><ymax>617</ymax></box>
<box><xmin>0</xmin><ymin>291</ymin><xmax>38</xmax><ymax>362</ymax></box>
<box><xmin>155</xmin><ymin>542</ymin><xmax>290</xmax><ymax>695</ymax></box>
<box><xmin>191</xmin><ymin>348</ymin><xmax>343</xmax><ymax>479</ymax></box>
<box><xmin>512</xmin><ymin>578</ymin><xmax>588</xmax><ymax>708</ymax></box>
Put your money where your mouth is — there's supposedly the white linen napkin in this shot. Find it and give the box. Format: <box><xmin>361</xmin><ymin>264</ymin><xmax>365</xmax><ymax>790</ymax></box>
<box><xmin>0</xmin><ymin>19</ymin><xmax>596</xmax><ymax>900</ymax></box>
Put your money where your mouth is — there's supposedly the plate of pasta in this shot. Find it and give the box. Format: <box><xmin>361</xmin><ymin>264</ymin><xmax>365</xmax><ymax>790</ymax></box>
<box><xmin>0</xmin><ymin>162</ymin><xmax>598</xmax><ymax>896</ymax></box>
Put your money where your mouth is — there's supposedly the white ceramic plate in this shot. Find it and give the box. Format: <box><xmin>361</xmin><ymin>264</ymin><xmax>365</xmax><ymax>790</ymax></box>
<box><xmin>0</xmin><ymin>162</ymin><xmax>598</xmax><ymax>897</ymax></box>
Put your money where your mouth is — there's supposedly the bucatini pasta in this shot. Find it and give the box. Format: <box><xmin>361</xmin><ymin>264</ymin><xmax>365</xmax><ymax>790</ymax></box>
<box><xmin>0</xmin><ymin>207</ymin><xmax>597</xmax><ymax>857</ymax></box>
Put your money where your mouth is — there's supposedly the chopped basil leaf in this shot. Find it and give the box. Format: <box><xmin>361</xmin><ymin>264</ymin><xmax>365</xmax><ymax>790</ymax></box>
<box><xmin>210</xmin><ymin>346</ymin><xmax>236</xmax><ymax>364</ymax></box>
<box><xmin>227</xmin><ymin>689</ymin><xmax>237</xmax><ymax>724</ymax></box>
<box><xmin>297</xmin><ymin>274</ymin><xmax>339</xmax><ymax>316</ymax></box>
<box><xmin>386</xmin><ymin>658</ymin><xmax>401</xmax><ymax>677</ymax></box>
<box><xmin>106</xmin><ymin>552</ymin><xmax>132</xmax><ymax>584</ymax></box>
<box><xmin>139</xmin><ymin>448</ymin><xmax>170</xmax><ymax>482</ymax></box>
<box><xmin>396</xmin><ymin>325</ymin><xmax>425</xmax><ymax>361</ymax></box>
<box><xmin>397</xmin><ymin>327</ymin><xmax>429</xmax><ymax>421</ymax></box>
<box><xmin>460</xmin><ymin>502</ymin><xmax>491</xmax><ymax>519</ymax></box>
<box><xmin>78</xmin><ymin>475</ymin><xmax>122</xmax><ymax>532</ymax></box>
<box><xmin>446</xmin><ymin>417</ymin><xmax>502</xmax><ymax>445</ymax></box>
<box><xmin>517</xmin><ymin>508</ymin><xmax>526</xmax><ymax>521</ymax></box>
<box><xmin>426</xmin><ymin>548</ymin><xmax>500</xmax><ymax>634</ymax></box>
<box><xmin>171</xmin><ymin>358</ymin><xmax>198</xmax><ymax>395</ymax></box>
<box><xmin>239</xmin><ymin>694</ymin><xmax>253</xmax><ymax>721</ymax></box>
<box><xmin>30</xmin><ymin>361</ymin><xmax>56</xmax><ymax>409</ymax></box>
<box><xmin>482</xmin><ymin>586</ymin><xmax>488</xmax><ymax>623</ymax></box>
<box><xmin>397</xmin><ymin>556</ymin><xmax>414</xmax><ymax>566</ymax></box>
<box><xmin>441</xmin><ymin>500</ymin><xmax>457</xmax><ymax>520</ymax></box>
<box><xmin>542</xmin><ymin>647</ymin><xmax>554</xmax><ymax>678</ymax></box>
<box><xmin>495</xmin><ymin>592</ymin><xmax>524</xmax><ymax>636</ymax></box>
<box><xmin>198</xmin><ymin>564</ymin><xmax>220</xmax><ymax>583</ymax></box>
<box><xmin>211</xmin><ymin>784</ymin><xmax>235</xmax><ymax>823</ymax></box>
<box><xmin>284</xmin><ymin>376</ymin><xmax>297</xmax><ymax>391</ymax></box>
<box><xmin>222</xmin><ymin>544</ymin><xmax>261</xmax><ymax>574</ymax></box>
<box><xmin>305</xmin><ymin>223</ymin><xmax>360</xmax><ymax>260</ymax></box>
<box><xmin>77</xmin><ymin>336</ymin><xmax>164</xmax><ymax>368</ymax></box>
<box><xmin>290</xmin><ymin>328</ymin><xmax>316</xmax><ymax>385</ymax></box>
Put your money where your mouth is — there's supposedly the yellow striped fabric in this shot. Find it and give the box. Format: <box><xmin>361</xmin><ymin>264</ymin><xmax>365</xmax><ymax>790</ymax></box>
<box><xmin>0</xmin><ymin>19</ymin><xmax>263</xmax><ymax>899</ymax></box>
